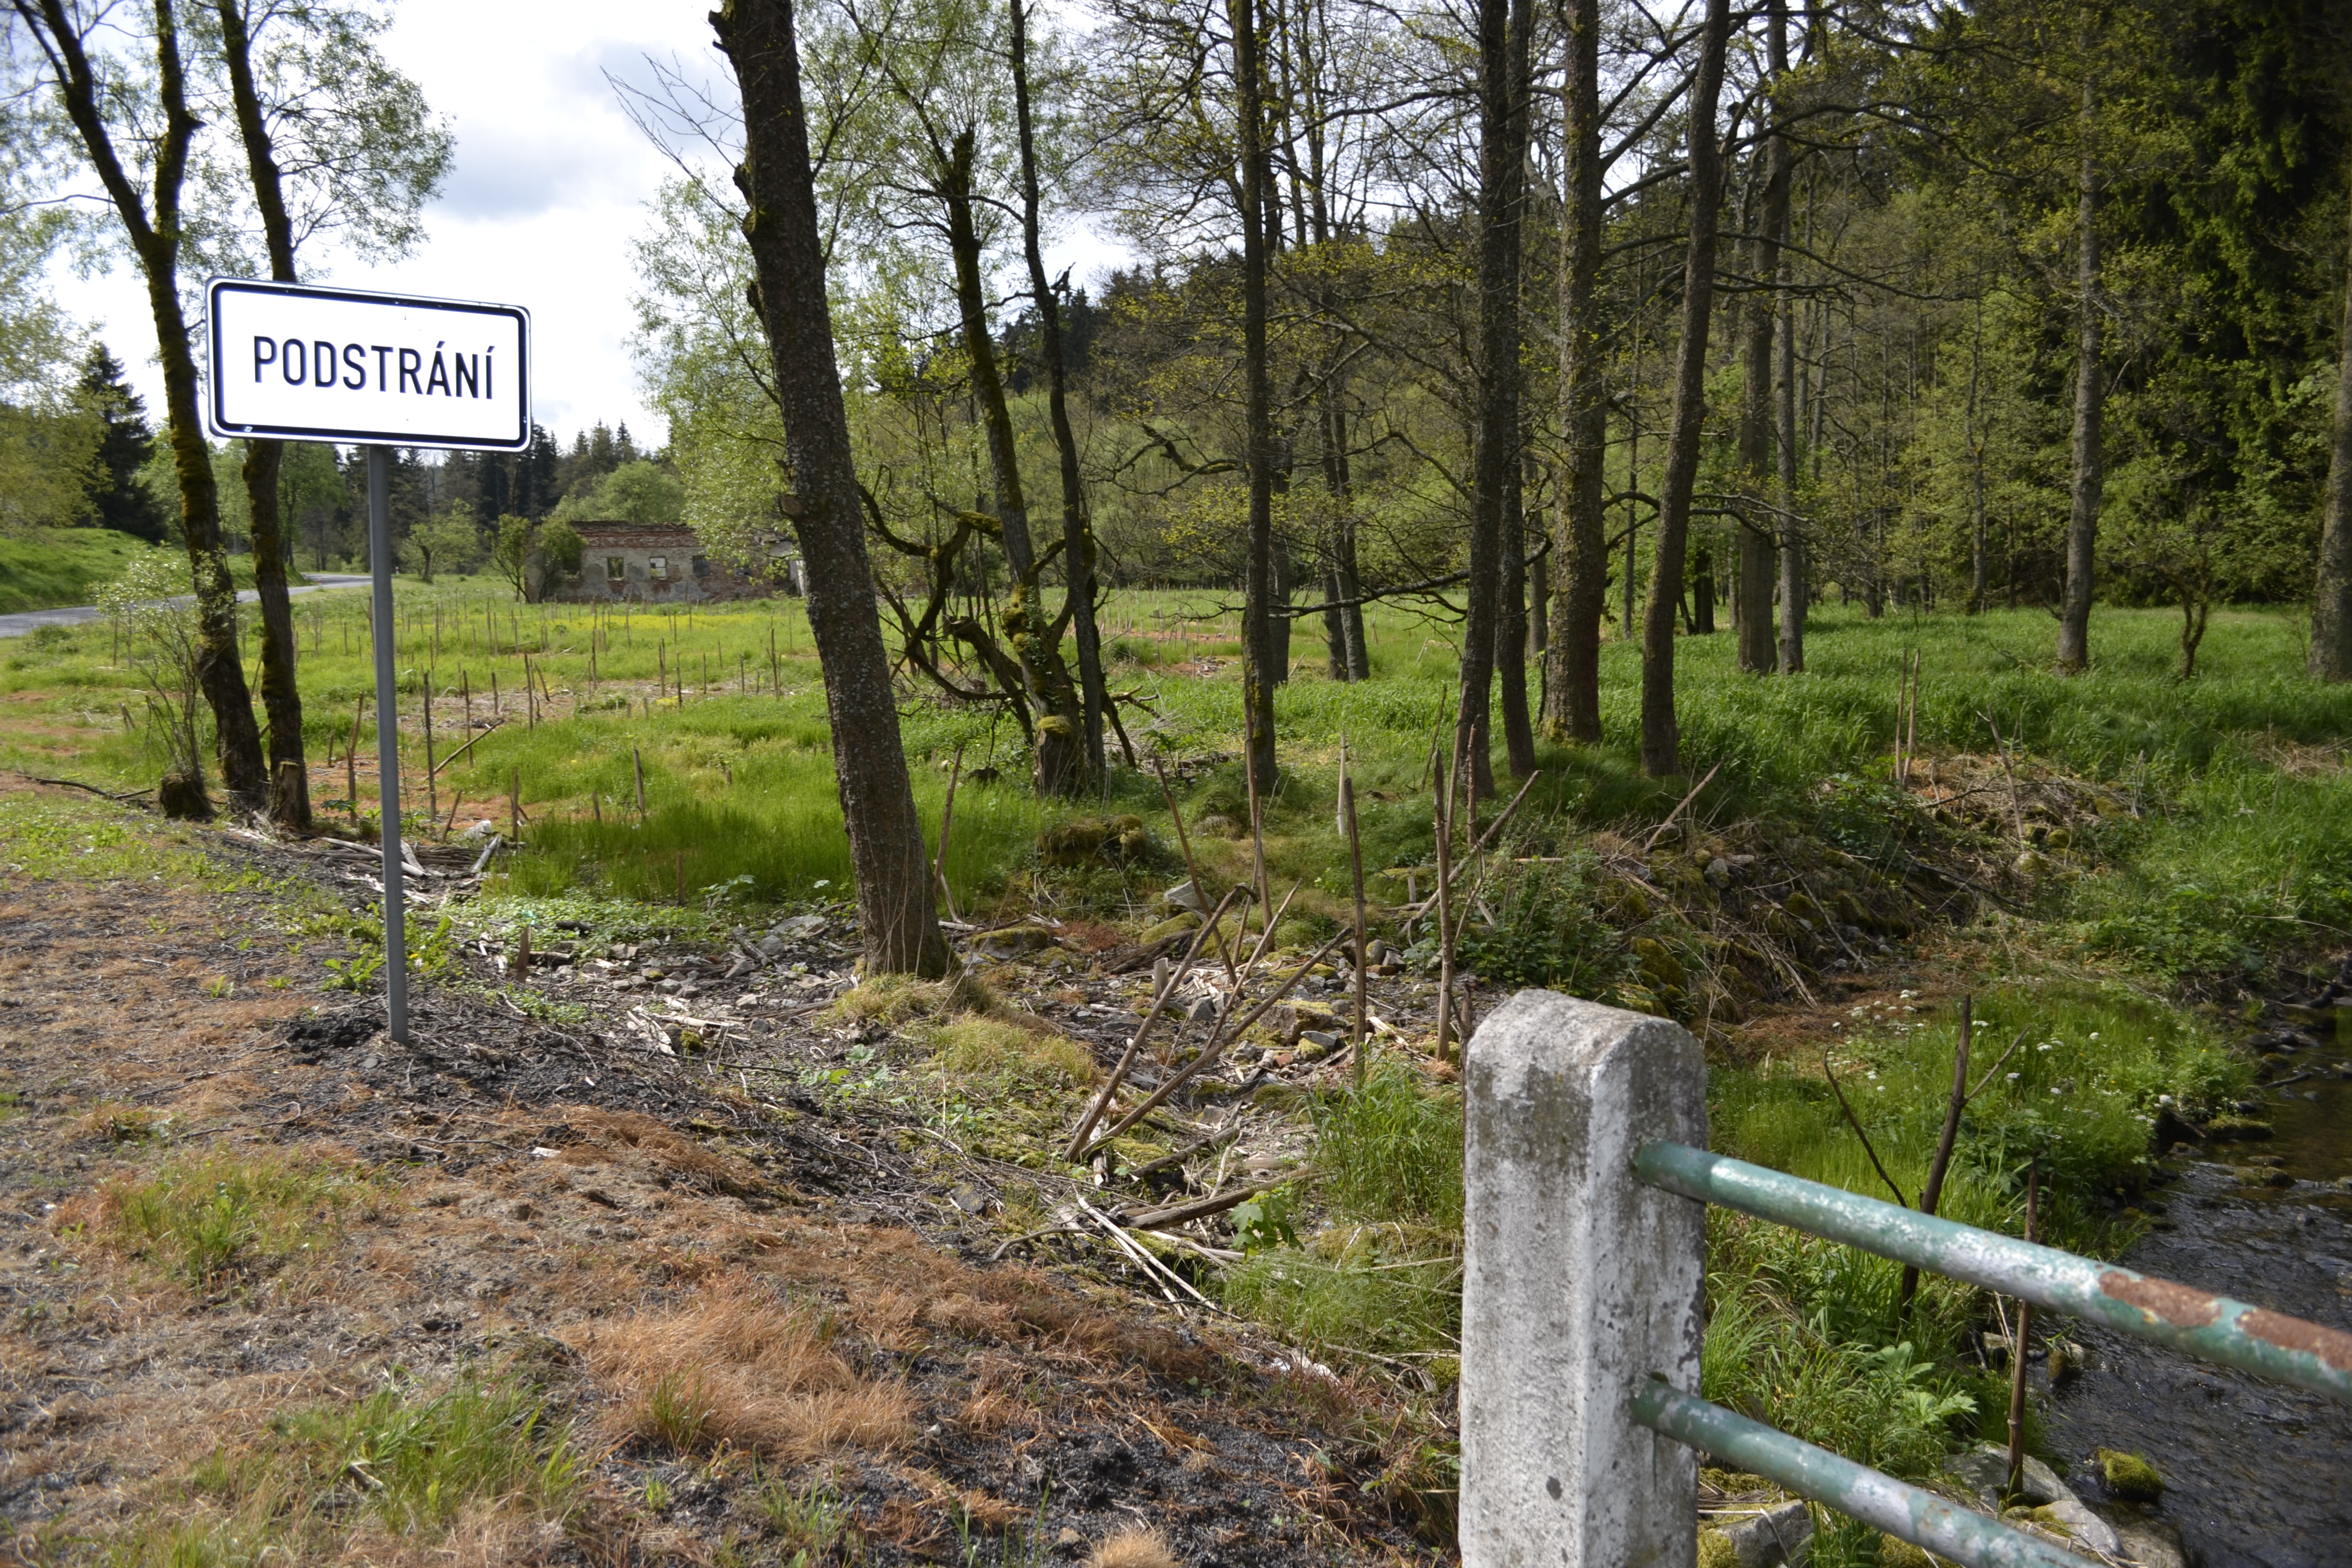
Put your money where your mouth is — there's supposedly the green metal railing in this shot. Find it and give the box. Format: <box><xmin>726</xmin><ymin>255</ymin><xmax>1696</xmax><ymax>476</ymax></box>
<box><xmin>1629</xmin><ymin>1140</ymin><xmax>2352</xmax><ymax>1567</ymax></box>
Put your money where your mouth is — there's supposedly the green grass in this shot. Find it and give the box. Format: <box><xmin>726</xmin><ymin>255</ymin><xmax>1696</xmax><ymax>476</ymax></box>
<box><xmin>105</xmin><ymin>1374</ymin><xmax>579</xmax><ymax>1565</ymax></box>
<box><xmin>0</xmin><ymin>527</ymin><xmax>154</xmax><ymax>613</ymax></box>
<box><xmin>103</xmin><ymin>1152</ymin><xmax>371</xmax><ymax>1288</ymax></box>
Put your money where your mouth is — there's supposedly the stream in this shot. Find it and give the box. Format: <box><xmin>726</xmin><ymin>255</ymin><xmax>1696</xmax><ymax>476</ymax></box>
<box><xmin>2045</xmin><ymin>1046</ymin><xmax>2352</xmax><ymax>1567</ymax></box>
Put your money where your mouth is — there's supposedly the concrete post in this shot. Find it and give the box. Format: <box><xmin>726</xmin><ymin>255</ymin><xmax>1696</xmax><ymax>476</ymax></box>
<box><xmin>1461</xmin><ymin>991</ymin><xmax>1709</xmax><ymax>1567</ymax></box>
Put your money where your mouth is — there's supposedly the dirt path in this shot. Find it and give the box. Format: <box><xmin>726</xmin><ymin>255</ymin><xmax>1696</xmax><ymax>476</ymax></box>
<box><xmin>0</xmin><ymin>788</ymin><xmax>1438</xmax><ymax>1564</ymax></box>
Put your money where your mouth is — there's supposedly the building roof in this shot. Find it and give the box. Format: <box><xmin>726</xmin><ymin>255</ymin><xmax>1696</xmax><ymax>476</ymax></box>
<box><xmin>571</xmin><ymin>521</ymin><xmax>700</xmax><ymax>548</ymax></box>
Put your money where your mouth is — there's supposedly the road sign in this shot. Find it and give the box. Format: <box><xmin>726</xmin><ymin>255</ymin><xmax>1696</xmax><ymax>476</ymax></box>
<box><xmin>205</xmin><ymin>275</ymin><xmax>534</xmax><ymax>1047</ymax></box>
<box><xmin>204</xmin><ymin>277</ymin><xmax>530</xmax><ymax>451</ymax></box>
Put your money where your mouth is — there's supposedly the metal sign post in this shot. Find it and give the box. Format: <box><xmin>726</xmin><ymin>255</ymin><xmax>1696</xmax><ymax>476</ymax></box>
<box><xmin>365</xmin><ymin>445</ymin><xmax>409</xmax><ymax>1043</ymax></box>
<box><xmin>204</xmin><ymin>277</ymin><xmax>531</xmax><ymax>1045</ymax></box>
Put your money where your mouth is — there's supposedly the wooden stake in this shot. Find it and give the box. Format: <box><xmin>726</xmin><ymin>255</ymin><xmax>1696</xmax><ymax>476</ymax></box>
<box><xmin>1899</xmin><ymin>995</ymin><xmax>1971</xmax><ymax>1320</ymax></box>
<box><xmin>1341</xmin><ymin>738</ymin><xmax>1369</xmax><ymax>1084</ymax></box>
<box><xmin>423</xmin><ymin>677</ymin><xmax>437</xmax><ymax>821</ymax></box>
<box><xmin>2005</xmin><ymin>1159</ymin><xmax>2039</xmax><ymax>1501</ymax></box>
<box><xmin>347</xmin><ymin>697</ymin><xmax>362</xmax><ymax>824</ymax></box>
<box><xmin>933</xmin><ymin>743</ymin><xmax>965</xmax><ymax>923</ymax></box>
<box><xmin>634</xmin><ymin>747</ymin><xmax>647</xmax><ymax>815</ymax></box>
<box><xmin>1433</xmin><ymin>722</ymin><xmax>1460</xmax><ymax>1063</ymax></box>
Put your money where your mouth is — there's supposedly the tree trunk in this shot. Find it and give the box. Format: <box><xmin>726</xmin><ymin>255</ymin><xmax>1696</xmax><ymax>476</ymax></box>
<box><xmin>1457</xmin><ymin>0</ymin><xmax>1532</xmax><ymax>800</ymax></box>
<box><xmin>2057</xmin><ymin>78</ymin><xmax>2102</xmax><ymax>674</ymax></box>
<box><xmin>715</xmin><ymin>0</ymin><xmax>949</xmax><ymax>976</ymax></box>
<box><xmin>2309</xmin><ymin>169</ymin><xmax>2352</xmax><ymax>681</ymax></box>
<box><xmin>1318</xmin><ymin>389</ymin><xmax>1369</xmax><ymax>679</ymax></box>
<box><xmin>1498</xmin><ymin>442</ymin><xmax>1536</xmax><ymax>775</ymax></box>
<box><xmin>1773</xmin><ymin>0</ymin><xmax>1803</xmax><ymax>676</ymax></box>
<box><xmin>217</xmin><ymin>0</ymin><xmax>311</xmax><ymax>828</ymax></box>
<box><xmin>943</xmin><ymin>131</ymin><xmax>1088</xmax><ymax>796</ymax></box>
<box><xmin>1543</xmin><ymin>0</ymin><xmax>1605</xmax><ymax>744</ymax></box>
<box><xmin>24</xmin><ymin>0</ymin><xmax>268</xmax><ymax>815</ymax></box>
<box><xmin>1234</xmin><ymin>0</ymin><xmax>1279</xmax><ymax>790</ymax></box>
<box><xmin>1011</xmin><ymin>0</ymin><xmax>1110</xmax><ymax>770</ymax></box>
<box><xmin>1735</xmin><ymin>90</ymin><xmax>1786</xmax><ymax>675</ymax></box>
<box><xmin>1638</xmin><ymin>0</ymin><xmax>1731</xmax><ymax>779</ymax></box>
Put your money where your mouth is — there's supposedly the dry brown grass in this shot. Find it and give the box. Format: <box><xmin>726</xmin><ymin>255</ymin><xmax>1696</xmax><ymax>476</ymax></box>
<box><xmin>1088</xmin><ymin>1527</ymin><xmax>1179</xmax><ymax>1568</ymax></box>
<box><xmin>555</xmin><ymin>1107</ymin><xmax>763</xmax><ymax>1196</ymax></box>
<box><xmin>570</xmin><ymin>1277</ymin><xmax>912</xmax><ymax>1462</ymax></box>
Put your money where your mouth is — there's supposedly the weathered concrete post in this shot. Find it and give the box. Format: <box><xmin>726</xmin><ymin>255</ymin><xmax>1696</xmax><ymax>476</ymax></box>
<box><xmin>1461</xmin><ymin>991</ymin><xmax>1709</xmax><ymax>1567</ymax></box>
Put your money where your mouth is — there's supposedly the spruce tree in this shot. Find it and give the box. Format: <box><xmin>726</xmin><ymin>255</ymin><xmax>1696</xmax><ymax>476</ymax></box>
<box><xmin>76</xmin><ymin>344</ymin><xmax>171</xmax><ymax>543</ymax></box>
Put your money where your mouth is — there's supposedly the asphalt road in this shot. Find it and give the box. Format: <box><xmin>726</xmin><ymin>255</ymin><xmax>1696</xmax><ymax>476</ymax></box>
<box><xmin>0</xmin><ymin>573</ymin><xmax>373</xmax><ymax>639</ymax></box>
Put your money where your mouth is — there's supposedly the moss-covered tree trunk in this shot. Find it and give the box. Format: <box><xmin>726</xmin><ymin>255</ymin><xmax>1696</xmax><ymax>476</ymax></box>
<box><xmin>715</xmin><ymin>0</ymin><xmax>950</xmax><ymax>976</ymax></box>
<box><xmin>23</xmin><ymin>0</ymin><xmax>266</xmax><ymax>813</ymax></box>
<box><xmin>215</xmin><ymin>0</ymin><xmax>312</xmax><ymax>827</ymax></box>
<box><xmin>940</xmin><ymin>134</ymin><xmax>1089</xmax><ymax>798</ymax></box>
<box><xmin>1543</xmin><ymin>0</ymin><xmax>1606</xmax><ymax>744</ymax></box>
<box><xmin>1637</xmin><ymin>0</ymin><xmax>1730</xmax><ymax>778</ymax></box>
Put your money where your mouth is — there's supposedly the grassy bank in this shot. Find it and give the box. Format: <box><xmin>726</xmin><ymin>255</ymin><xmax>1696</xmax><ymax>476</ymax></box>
<box><xmin>0</xmin><ymin>528</ymin><xmax>156</xmax><ymax>614</ymax></box>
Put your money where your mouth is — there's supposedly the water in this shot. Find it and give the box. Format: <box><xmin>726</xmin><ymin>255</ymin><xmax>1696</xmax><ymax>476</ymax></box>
<box><xmin>2046</xmin><ymin>1070</ymin><xmax>2352</xmax><ymax>1567</ymax></box>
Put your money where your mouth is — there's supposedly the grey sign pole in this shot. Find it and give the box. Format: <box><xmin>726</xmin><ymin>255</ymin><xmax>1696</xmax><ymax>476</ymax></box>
<box><xmin>365</xmin><ymin>445</ymin><xmax>410</xmax><ymax>1043</ymax></box>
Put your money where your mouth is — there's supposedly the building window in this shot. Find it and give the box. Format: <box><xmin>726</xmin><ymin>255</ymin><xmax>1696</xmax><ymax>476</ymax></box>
<box><xmin>648</xmin><ymin>556</ymin><xmax>668</xmax><ymax>581</ymax></box>
<box><xmin>605</xmin><ymin>556</ymin><xmax>625</xmax><ymax>582</ymax></box>
<box><xmin>691</xmin><ymin>555</ymin><xmax>709</xmax><ymax>578</ymax></box>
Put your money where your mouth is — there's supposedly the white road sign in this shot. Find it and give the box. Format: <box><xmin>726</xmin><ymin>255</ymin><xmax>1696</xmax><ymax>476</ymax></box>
<box><xmin>205</xmin><ymin>278</ymin><xmax>531</xmax><ymax>451</ymax></box>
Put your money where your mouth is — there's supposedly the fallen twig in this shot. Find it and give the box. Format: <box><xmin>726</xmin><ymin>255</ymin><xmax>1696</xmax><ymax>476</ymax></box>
<box><xmin>1063</xmin><ymin>888</ymin><xmax>1242</xmax><ymax>1160</ymax></box>
<box><xmin>1643</xmin><ymin>762</ymin><xmax>1724</xmax><ymax>853</ymax></box>
<box><xmin>1119</xmin><ymin>1179</ymin><xmax>1283</xmax><ymax>1230</ymax></box>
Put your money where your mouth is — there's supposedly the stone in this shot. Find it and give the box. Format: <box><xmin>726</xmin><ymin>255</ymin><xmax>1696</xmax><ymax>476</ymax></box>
<box><xmin>1137</xmin><ymin>914</ymin><xmax>1200</xmax><ymax>945</ymax></box>
<box><xmin>2029</xmin><ymin>1500</ymin><xmax>2119</xmax><ymax>1558</ymax></box>
<box><xmin>2112</xmin><ymin>1517</ymin><xmax>2189</xmax><ymax>1568</ymax></box>
<box><xmin>1164</xmin><ymin>880</ymin><xmax>1209</xmax><ymax>913</ymax></box>
<box><xmin>1186</xmin><ymin>995</ymin><xmax>1220</xmax><ymax>1023</ymax></box>
<box><xmin>1703</xmin><ymin>1500</ymin><xmax>1812</xmax><ymax>1566</ymax></box>
<box><xmin>2093</xmin><ymin>1448</ymin><xmax>2163</xmax><ymax>1503</ymax></box>
<box><xmin>1039</xmin><ymin>815</ymin><xmax>1150</xmax><ymax>868</ymax></box>
<box><xmin>973</xmin><ymin>925</ymin><xmax>1059</xmax><ymax>960</ymax></box>
<box><xmin>1945</xmin><ymin>1445</ymin><xmax>2074</xmax><ymax>1510</ymax></box>
<box><xmin>1704</xmin><ymin>856</ymin><xmax>1734</xmax><ymax>890</ymax></box>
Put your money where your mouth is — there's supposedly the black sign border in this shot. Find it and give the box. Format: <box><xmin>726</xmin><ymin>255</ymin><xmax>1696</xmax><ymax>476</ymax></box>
<box><xmin>205</xmin><ymin>277</ymin><xmax>532</xmax><ymax>452</ymax></box>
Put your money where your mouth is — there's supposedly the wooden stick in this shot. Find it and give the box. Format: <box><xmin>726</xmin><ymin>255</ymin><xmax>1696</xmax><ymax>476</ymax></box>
<box><xmin>1153</xmin><ymin>759</ymin><xmax>1209</xmax><ymax>920</ymax></box>
<box><xmin>430</xmin><ymin>719</ymin><xmax>503</xmax><ymax>777</ymax></box>
<box><xmin>1899</xmin><ymin>994</ymin><xmax>1971</xmax><ymax>1319</ymax></box>
<box><xmin>1434</xmin><ymin>716</ymin><xmax>1460</xmax><ymax>1063</ymax></box>
<box><xmin>1063</xmin><ymin>888</ymin><xmax>1243</xmax><ymax>1161</ymax></box>
<box><xmin>2005</xmin><ymin>1160</ymin><xmax>2038</xmax><ymax>1500</ymax></box>
<box><xmin>1341</xmin><ymin>739</ymin><xmax>1370</xmax><ymax>1084</ymax></box>
<box><xmin>1823</xmin><ymin>1050</ymin><xmax>1909</xmax><ymax>1208</ymax></box>
<box><xmin>422</xmin><ymin>677</ymin><xmax>437</xmax><ymax>821</ymax></box>
<box><xmin>1642</xmin><ymin>761</ymin><xmax>1723</xmax><ymax>853</ymax></box>
<box><xmin>1400</xmin><ymin>768</ymin><xmax>1542</xmax><ymax>919</ymax></box>
<box><xmin>634</xmin><ymin>747</ymin><xmax>647</xmax><ymax>815</ymax></box>
<box><xmin>1982</xmin><ymin>710</ymin><xmax>2026</xmax><ymax>844</ymax></box>
<box><xmin>1242</xmin><ymin>729</ymin><xmax>1271</xmax><ymax>950</ymax></box>
<box><xmin>933</xmin><ymin>743</ymin><xmax>965</xmax><ymax>924</ymax></box>
<box><xmin>1120</xmin><ymin>1179</ymin><xmax>1283</xmax><ymax>1230</ymax></box>
<box><xmin>1083</xmin><ymin>928</ymin><xmax>1350</xmax><ymax>1158</ymax></box>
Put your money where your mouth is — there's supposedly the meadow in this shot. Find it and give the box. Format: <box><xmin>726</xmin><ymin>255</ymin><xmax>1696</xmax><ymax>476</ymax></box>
<box><xmin>6</xmin><ymin>571</ymin><xmax>2338</xmax><ymax>1559</ymax></box>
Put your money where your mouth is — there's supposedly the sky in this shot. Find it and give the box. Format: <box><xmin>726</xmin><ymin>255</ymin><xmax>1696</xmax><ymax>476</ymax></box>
<box><xmin>45</xmin><ymin>0</ymin><xmax>1124</xmax><ymax>455</ymax></box>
